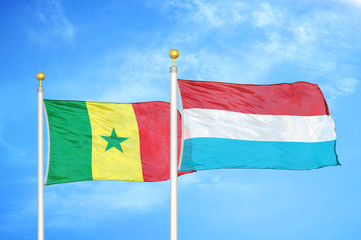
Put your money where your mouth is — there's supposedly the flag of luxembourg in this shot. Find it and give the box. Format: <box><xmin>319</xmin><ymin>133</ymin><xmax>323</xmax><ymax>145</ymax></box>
<box><xmin>178</xmin><ymin>79</ymin><xmax>339</xmax><ymax>172</ymax></box>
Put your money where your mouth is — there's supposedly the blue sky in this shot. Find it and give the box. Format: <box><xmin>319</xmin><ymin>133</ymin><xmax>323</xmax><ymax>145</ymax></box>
<box><xmin>1</xmin><ymin>0</ymin><xmax>361</xmax><ymax>239</ymax></box>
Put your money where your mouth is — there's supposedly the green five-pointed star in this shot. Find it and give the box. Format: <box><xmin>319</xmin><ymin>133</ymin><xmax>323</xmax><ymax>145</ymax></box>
<box><xmin>101</xmin><ymin>128</ymin><xmax>128</xmax><ymax>153</ymax></box>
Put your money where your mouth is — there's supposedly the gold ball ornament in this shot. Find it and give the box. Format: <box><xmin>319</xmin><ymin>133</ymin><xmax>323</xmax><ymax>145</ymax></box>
<box><xmin>36</xmin><ymin>72</ymin><xmax>45</xmax><ymax>87</ymax></box>
<box><xmin>169</xmin><ymin>49</ymin><xmax>179</xmax><ymax>60</ymax></box>
<box><xmin>37</xmin><ymin>72</ymin><xmax>45</xmax><ymax>81</ymax></box>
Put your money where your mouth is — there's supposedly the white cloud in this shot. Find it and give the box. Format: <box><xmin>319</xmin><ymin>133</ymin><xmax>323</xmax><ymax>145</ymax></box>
<box><xmin>43</xmin><ymin>46</ymin><xmax>173</xmax><ymax>103</ymax></box>
<box><xmin>320</xmin><ymin>77</ymin><xmax>359</xmax><ymax>107</ymax></box>
<box><xmin>44</xmin><ymin>1</ymin><xmax>360</xmax><ymax>108</ymax></box>
<box><xmin>178</xmin><ymin>171</ymin><xmax>298</xmax><ymax>223</ymax></box>
<box><xmin>332</xmin><ymin>0</ymin><xmax>361</xmax><ymax>7</ymax></box>
<box><xmin>192</xmin><ymin>0</ymin><xmax>245</xmax><ymax>27</ymax></box>
<box><xmin>27</xmin><ymin>0</ymin><xmax>75</xmax><ymax>45</ymax></box>
<box><xmin>178</xmin><ymin>173</ymin><xmax>202</xmax><ymax>186</ymax></box>
<box><xmin>164</xmin><ymin>0</ymin><xmax>360</xmax><ymax>101</ymax></box>
<box><xmin>0</xmin><ymin>202</ymin><xmax>36</xmax><ymax>233</ymax></box>
<box><xmin>337</xmin><ymin>78</ymin><xmax>358</xmax><ymax>93</ymax></box>
<box><xmin>244</xmin><ymin>2</ymin><xmax>361</xmax><ymax>98</ymax></box>
<box><xmin>0</xmin><ymin>126</ymin><xmax>26</xmax><ymax>159</ymax></box>
<box><xmin>164</xmin><ymin>0</ymin><xmax>246</xmax><ymax>28</ymax></box>
<box><xmin>253</xmin><ymin>2</ymin><xmax>283</xmax><ymax>28</ymax></box>
<box><xmin>95</xmin><ymin>48</ymin><xmax>171</xmax><ymax>103</ymax></box>
<box><xmin>0</xmin><ymin>179</ymin><xmax>169</xmax><ymax>231</ymax></box>
<box><xmin>181</xmin><ymin>51</ymin><xmax>251</xmax><ymax>83</ymax></box>
<box><xmin>45</xmin><ymin>181</ymin><xmax>169</xmax><ymax>228</ymax></box>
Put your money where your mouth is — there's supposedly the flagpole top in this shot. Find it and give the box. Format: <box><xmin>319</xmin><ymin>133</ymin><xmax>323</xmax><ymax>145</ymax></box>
<box><xmin>169</xmin><ymin>49</ymin><xmax>179</xmax><ymax>66</ymax></box>
<box><xmin>36</xmin><ymin>72</ymin><xmax>45</xmax><ymax>87</ymax></box>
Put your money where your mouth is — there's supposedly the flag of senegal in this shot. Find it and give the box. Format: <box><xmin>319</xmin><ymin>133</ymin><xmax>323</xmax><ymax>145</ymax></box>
<box><xmin>44</xmin><ymin>100</ymin><xmax>186</xmax><ymax>185</ymax></box>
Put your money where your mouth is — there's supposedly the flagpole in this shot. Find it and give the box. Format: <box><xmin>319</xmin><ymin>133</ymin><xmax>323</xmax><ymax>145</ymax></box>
<box><xmin>169</xmin><ymin>49</ymin><xmax>179</xmax><ymax>240</ymax></box>
<box><xmin>37</xmin><ymin>72</ymin><xmax>45</xmax><ymax>240</ymax></box>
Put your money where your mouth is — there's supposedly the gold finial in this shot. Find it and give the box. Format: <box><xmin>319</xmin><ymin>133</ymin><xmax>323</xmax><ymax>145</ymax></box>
<box><xmin>169</xmin><ymin>49</ymin><xmax>179</xmax><ymax>66</ymax></box>
<box><xmin>36</xmin><ymin>72</ymin><xmax>45</xmax><ymax>87</ymax></box>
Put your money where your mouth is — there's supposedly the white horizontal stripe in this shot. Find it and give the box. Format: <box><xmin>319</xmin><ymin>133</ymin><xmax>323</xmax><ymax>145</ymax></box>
<box><xmin>183</xmin><ymin>109</ymin><xmax>336</xmax><ymax>142</ymax></box>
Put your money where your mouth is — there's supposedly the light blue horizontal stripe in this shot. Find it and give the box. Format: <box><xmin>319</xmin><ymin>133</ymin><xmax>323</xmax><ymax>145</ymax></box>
<box><xmin>180</xmin><ymin>138</ymin><xmax>339</xmax><ymax>171</ymax></box>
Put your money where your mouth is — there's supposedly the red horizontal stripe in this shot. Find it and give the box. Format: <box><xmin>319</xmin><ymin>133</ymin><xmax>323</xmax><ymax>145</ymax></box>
<box><xmin>133</xmin><ymin>102</ymin><xmax>191</xmax><ymax>182</ymax></box>
<box><xmin>178</xmin><ymin>79</ymin><xmax>329</xmax><ymax>116</ymax></box>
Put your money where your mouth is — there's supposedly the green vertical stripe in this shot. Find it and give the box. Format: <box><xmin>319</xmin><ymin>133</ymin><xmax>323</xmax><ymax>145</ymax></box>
<box><xmin>44</xmin><ymin>100</ymin><xmax>93</xmax><ymax>185</ymax></box>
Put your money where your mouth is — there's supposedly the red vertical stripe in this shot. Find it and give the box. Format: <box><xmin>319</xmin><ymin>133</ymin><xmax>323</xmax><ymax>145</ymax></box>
<box><xmin>133</xmin><ymin>102</ymin><xmax>187</xmax><ymax>182</ymax></box>
<box><xmin>178</xmin><ymin>79</ymin><xmax>329</xmax><ymax>116</ymax></box>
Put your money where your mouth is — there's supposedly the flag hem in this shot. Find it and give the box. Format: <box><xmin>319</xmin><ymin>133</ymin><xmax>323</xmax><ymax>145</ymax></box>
<box><xmin>177</xmin><ymin>80</ymin><xmax>185</xmax><ymax>171</ymax></box>
<box><xmin>43</xmin><ymin>100</ymin><xmax>51</xmax><ymax>186</ymax></box>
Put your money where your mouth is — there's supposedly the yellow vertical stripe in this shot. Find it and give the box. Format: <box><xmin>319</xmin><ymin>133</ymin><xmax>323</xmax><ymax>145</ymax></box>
<box><xmin>86</xmin><ymin>102</ymin><xmax>143</xmax><ymax>181</ymax></box>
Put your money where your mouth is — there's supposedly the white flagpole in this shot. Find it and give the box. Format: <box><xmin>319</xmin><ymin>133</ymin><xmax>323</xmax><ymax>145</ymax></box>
<box><xmin>169</xmin><ymin>49</ymin><xmax>179</xmax><ymax>240</ymax></box>
<box><xmin>37</xmin><ymin>72</ymin><xmax>45</xmax><ymax>240</ymax></box>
